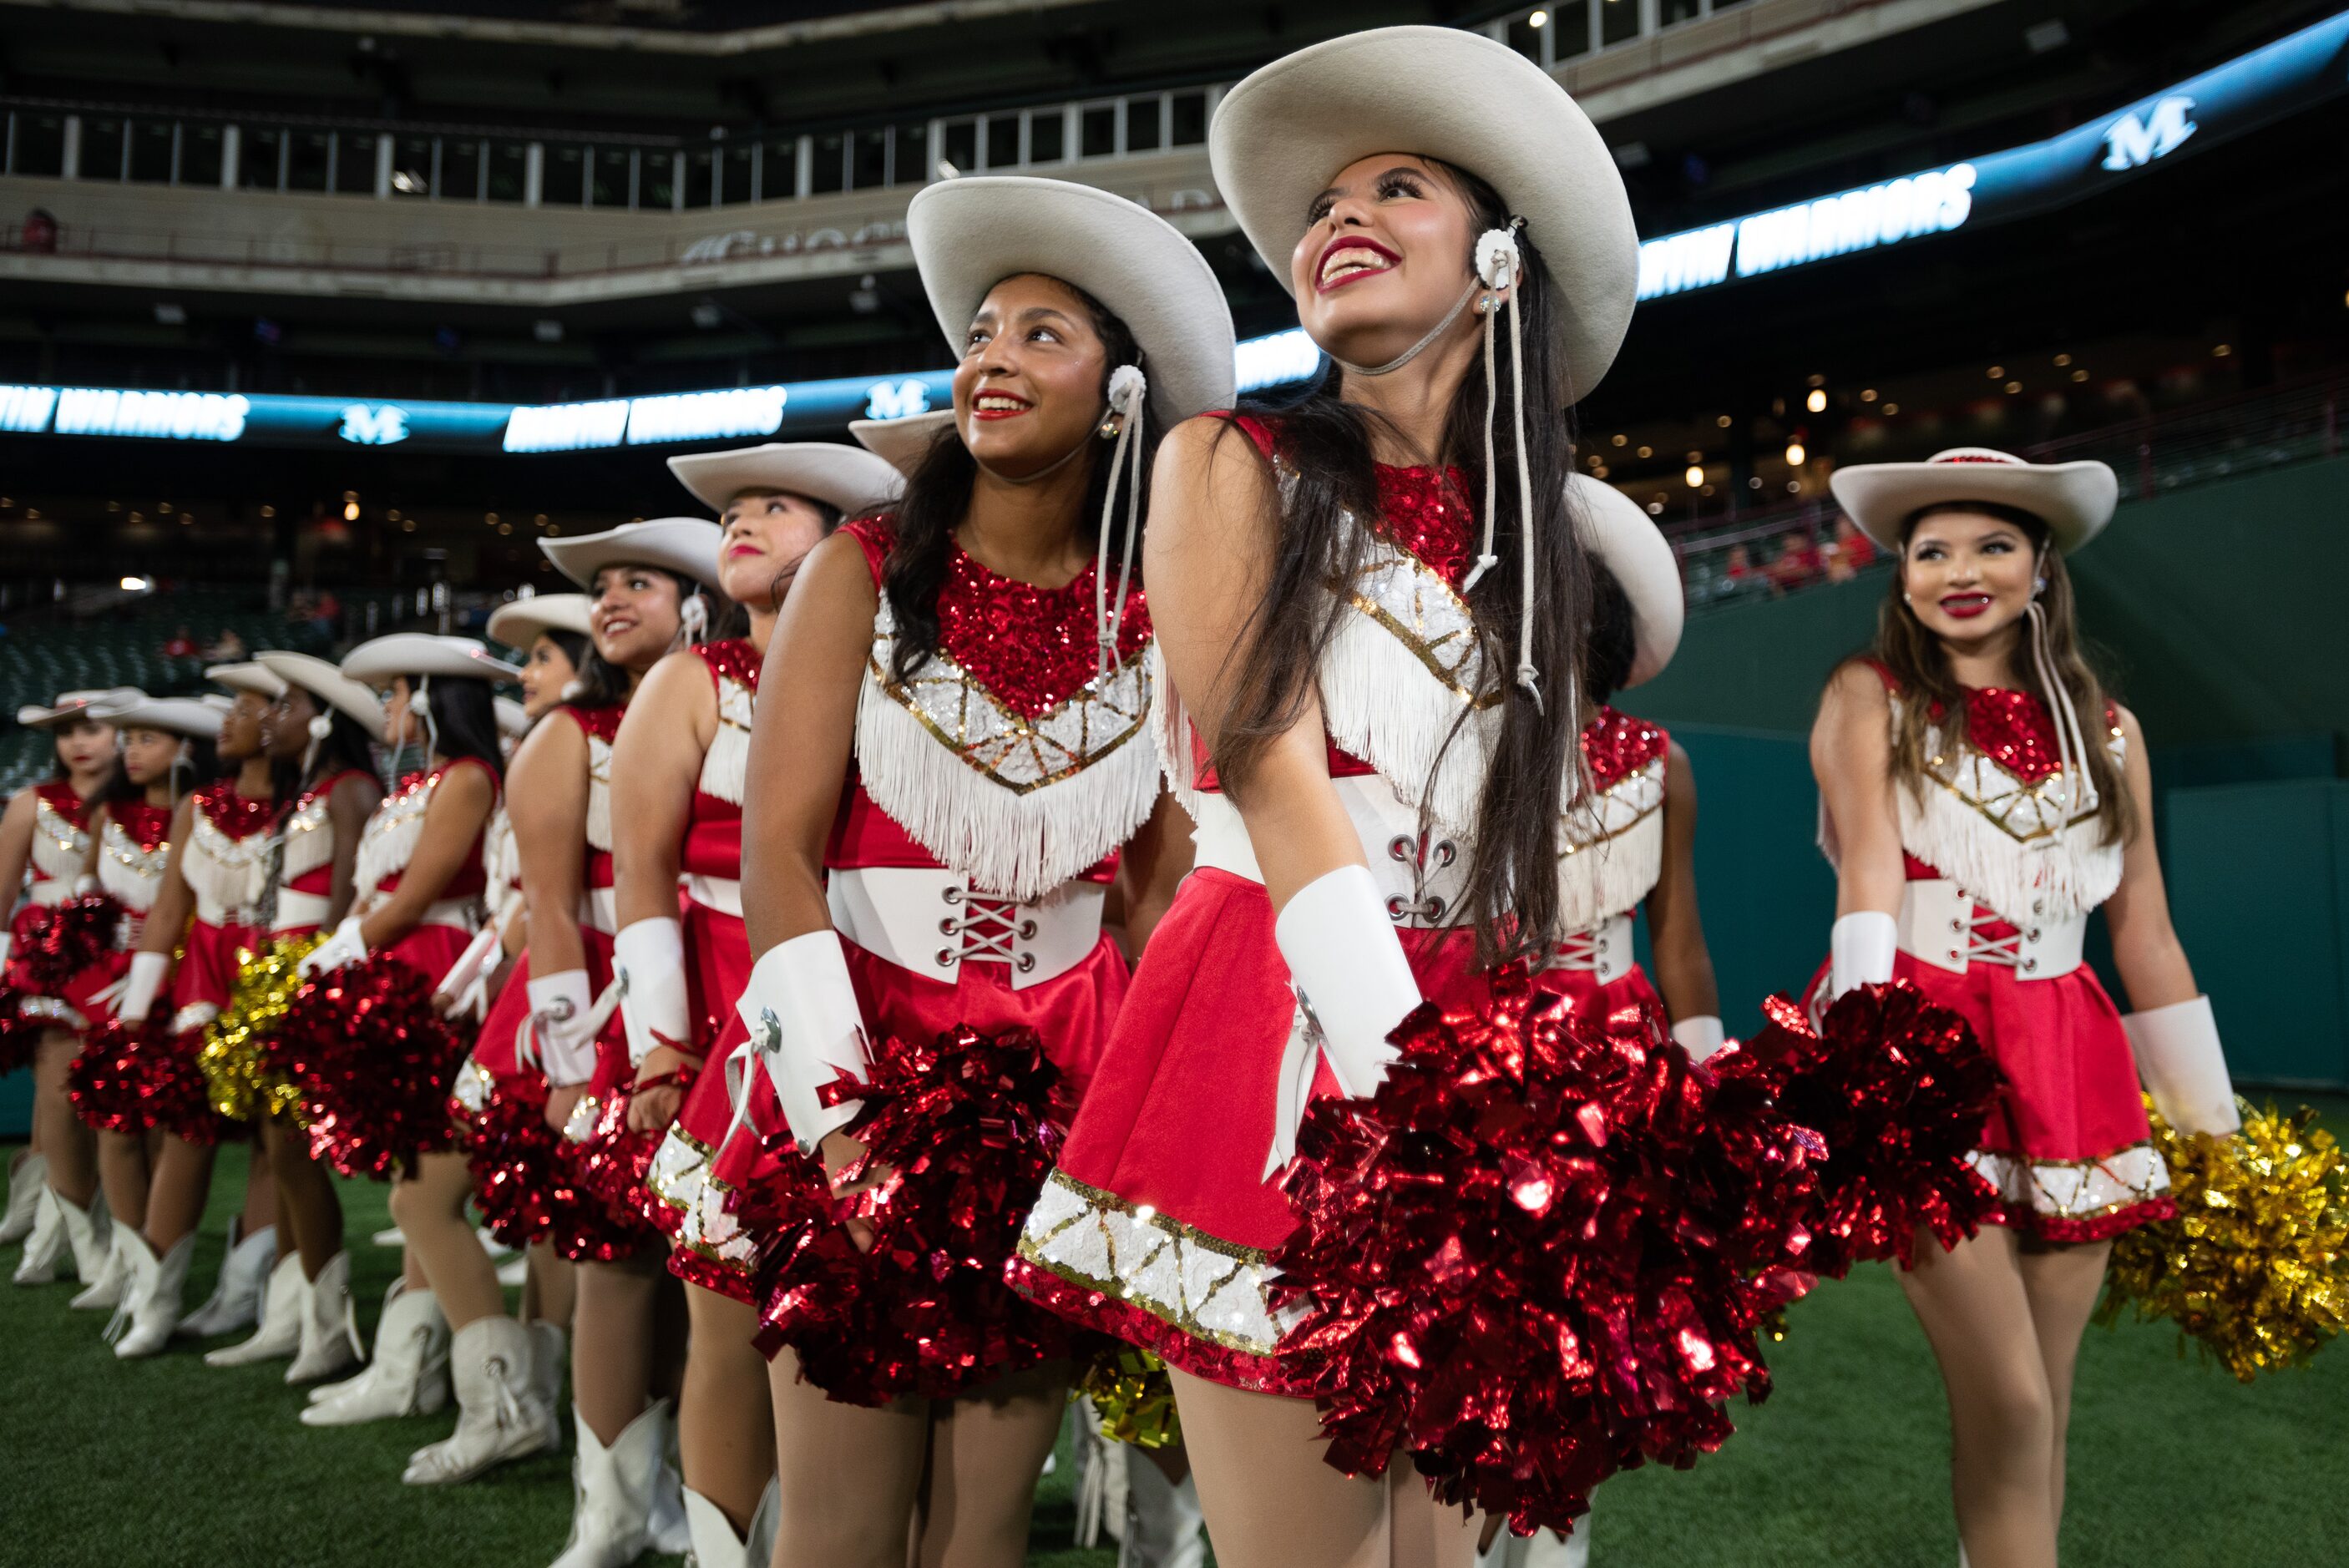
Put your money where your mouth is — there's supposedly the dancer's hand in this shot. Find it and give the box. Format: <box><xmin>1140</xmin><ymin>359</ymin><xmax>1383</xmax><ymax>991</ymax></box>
<box><xmin>819</xmin><ymin>1128</ymin><xmax>890</xmax><ymax>1253</ymax></box>
<box><xmin>544</xmin><ymin>1081</ymin><xmax>586</xmax><ymax>1136</ymax></box>
<box><xmin>625</xmin><ymin>1045</ymin><xmax>691</xmax><ymax>1133</ymax></box>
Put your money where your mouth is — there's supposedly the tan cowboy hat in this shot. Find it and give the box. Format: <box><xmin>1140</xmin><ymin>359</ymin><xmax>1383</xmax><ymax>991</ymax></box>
<box><xmin>850</xmin><ymin>411</ymin><xmax>958</xmax><ymax>478</ymax></box>
<box><xmin>342</xmin><ymin>634</ymin><xmax>523</xmax><ymax>687</ymax></box>
<box><xmin>485</xmin><ymin>594</ymin><xmax>595</xmax><ymax>653</ymax></box>
<box><xmin>666</xmin><ymin>443</ymin><xmax>906</xmax><ymax>518</ymax></box>
<box><xmin>16</xmin><ymin>687</ymin><xmax>143</xmax><ymax>729</ymax></box>
<box><xmin>205</xmin><ymin>661</ymin><xmax>287</xmax><ymax>701</ymax></box>
<box><xmin>87</xmin><ymin>694</ymin><xmax>224</xmax><ymax>741</ymax></box>
<box><xmin>1208</xmin><ymin>25</ymin><xmax>1638</xmax><ymax>401</ymax></box>
<box><xmin>539</xmin><ymin>518</ymin><xmax>726</xmax><ymax>594</ymax></box>
<box><xmin>1829</xmin><ymin>448</ymin><xmax>2118</xmax><ymax>554</ymax></box>
<box><xmin>1569</xmin><ymin>476</ymin><xmax>1683</xmax><ymax>689</ymax></box>
<box><xmin>256</xmin><ymin>650</ymin><xmax>389</xmax><ymax>741</ymax></box>
<box><xmin>494</xmin><ymin>695</ymin><xmax>531</xmax><ymax>740</ymax></box>
<box><xmin>905</xmin><ymin>176</ymin><xmax>1236</xmax><ymax>428</ymax></box>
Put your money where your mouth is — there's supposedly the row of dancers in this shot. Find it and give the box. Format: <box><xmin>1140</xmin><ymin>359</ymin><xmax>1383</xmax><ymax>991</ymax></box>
<box><xmin>0</xmin><ymin>25</ymin><xmax>2242</xmax><ymax>1568</ymax></box>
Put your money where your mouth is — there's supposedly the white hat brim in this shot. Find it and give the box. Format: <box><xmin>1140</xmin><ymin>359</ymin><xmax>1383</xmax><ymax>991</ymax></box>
<box><xmin>1208</xmin><ymin>26</ymin><xmax>1637</xmax><ymax>402</ymax></box>
<box><xmin>16</xmin><ymin>687</ymin><xmax>143</xmax><ymax>729</ymax></box>
<box><xmin>494</xmin><ymin>696</ymin><xmax>531</xmax><ymax>739</ymax></box>
<box><xmin>1568</xmin><ymin>476</ymin><xmax>1684</xmax><ymax>689</ymax></box>
<box><xmin>850</xmin><ymin>412</ymin><xmax>959</xmax><ymax>478</ymax></box>
<box><xmin>89</xmin><ymin>695</ymin><xmax>224</xmax><ymax>740</ymax></box>
<box><xmin>342</xmin><ymin>635</ymin><xmax>524</xmax><ymax>686</ymax></box>
<box><xmin>539</xmin><ymin>517</ymin><xmax>726</xmax><ymax>594</ymax></box>
<box><xmin>667</xmin><ymin>443</ymin><xmax>905</xmax><ymax>518</ymax></box>
<box><xmin>1828</xmin><ymin>459</ymin><xmax>2117</xmax><ymax>554</ymax></box>
<box><xmin>906</xmin><ymin>176</ymin><xmax>1236</xmax><ymax>428</ymax></box>
<box><xmin>486</xmin><ymin>594</ymin><xmax>595</xmax><ymax>652</ymax></box>
<box><xmin>206</xmin><ymin>661</ymin><xmax>287</xmax><ymax>700</ymax></box>
<box><xmin>256</xmin><ymin>650</ymin><xmax>389</xmax><ymax>741</ymax></box>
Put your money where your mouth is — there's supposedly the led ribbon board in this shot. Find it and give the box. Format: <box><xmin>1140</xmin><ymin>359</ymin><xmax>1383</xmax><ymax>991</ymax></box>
<box><xmin>1638</xmin><ymin>8</ymin><xmax>2349</xmax><ymax>301</ymax></box>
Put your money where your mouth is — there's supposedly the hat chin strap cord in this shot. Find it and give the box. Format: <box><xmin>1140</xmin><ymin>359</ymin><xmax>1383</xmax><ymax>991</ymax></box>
<box><xmin>2026</xmin><ymin>591</ymin><xmax>2097</xmax><ymax>822</ymax></box>
<box><xmin>1092</xmin><ymin>366</ymin><xmax>1149</xmax><ymax>680</ymax></box>
<box><xmin>1328</xmin><ymin>220</ymin><xmax>1553</xmax><ymax>717</ymax></box>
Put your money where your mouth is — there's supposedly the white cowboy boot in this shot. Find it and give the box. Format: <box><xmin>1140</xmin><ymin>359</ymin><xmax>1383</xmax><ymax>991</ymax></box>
<box><xmin>528</xmin><ymin>1319</ymin><xmax>569</xmax><ymax>1420</ymax></box>
<box><xmin>12</xmin><ymin>1186</ymin><xmax>67</xmax><ymax>1284</ymax></box>
<box><xmin>69</xmin><ymin>1218</ymin><xmax>133</xmax><ymax>1309</ymax></box>
<box><xmin>286</xmin><ymin>1249</ymin><xmax>362</xmax><ymax>1383</ymax></box>
<box><xmin>110</xmin><ymin>1232</ymin><xmax>198</xmax><ymax>1359</ymax></box>
<box><xmin>205</xmin><ymin>1251</ymin><xmax>306</xmax><ymax>1366</ymax></box>
<box><xmin>0</xmin><ymin>1150</ymin><xmax>48</xmax><ymax>1244</ymax></box>
<box><xmin>648</xmin><ymin>1437</ymin><xmax>691</xmax><ymax>1557</ymax></box>
<box><xmin>402</xmin><ymin>1317</ymin><xmax>556</xmax><ymax>1485</ymax></box>
<box><xmin>177</xmin><ymin>1218</ymin><xmax>277</xmax><ymax>1338</ymax></box>
<box><xmin>681</xmin><ymin>1478</ymin><xmax>781</xmax><ymax>1568</ymax></box>
<box><xmin>55</xmin><ymin>1187</ymin><xmax>113</xmax><ymax>1287</ymax></box>
<box><xmin>302</xmin><ymin>1280</ymin><xmax>451</xmax><ymax>1425</ymax></box>
<box><xmin>549</xmin><ymin>1401</ymin><xmax>671</xmax><ymax>1568</ymax></box>
<box><xmin>1120</xmin><ymin>1455</ymin><xmax>1208</xmax><ymax>1568</ymax></box>
<box><xmin>1477</xmin><ymin>1520</ymin><xmax>1590</xmax><ymax>1568</ymax></box>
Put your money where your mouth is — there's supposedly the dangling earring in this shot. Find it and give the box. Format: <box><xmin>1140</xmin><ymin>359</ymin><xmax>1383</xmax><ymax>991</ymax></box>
<box><xmin>1096</xmin><ymin>413</ymin><xmax>1122</xmax><ymax>442</ymax></box>
<box><xmin>2033</xmin><ymin>576</ymin><xmax>2048</xmax><ymax>597</ymax></box>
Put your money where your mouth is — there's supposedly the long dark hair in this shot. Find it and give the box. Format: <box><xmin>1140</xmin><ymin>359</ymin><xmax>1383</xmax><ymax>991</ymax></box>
<box><xmin>1212</xmin><ymin>160</ymin><xmax>1593</xmax><ymax>965</ymax></box>
<box><xmin>1584</xmin><ymin>563</ymin><xmax>1638</xmax><ymax>710</ymax></box>
<box><xmin>300</xmin><ymin>707</ymin><xmax>379</xmax><ymax>796</ymax></box>
<box><xmin>46</xmin><ymin>716</ymin><xmax>111</xmax><ymax>781</ymax></box>
<box><xmin>568</xmin><ymin>569</ymin><xmax>737</xmax><ymax>707</ymax></box>
<box><xmin>1867</xmin><ymin>502</ymin><xmax>2134</xmax><ymax>845</ymax></box>
<box><xmin>883</xmin><ymin>280</ymin><xmax>1147</xmax><ymax>685</ymax></box>
<box><xmin>419</xmin><ymin>678</ymin><xmax>504</xmax><ymax>776</ymax></box>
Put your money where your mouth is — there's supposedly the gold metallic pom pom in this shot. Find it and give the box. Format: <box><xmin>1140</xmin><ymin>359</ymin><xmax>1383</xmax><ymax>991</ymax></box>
<box><xmin>1076</xmin><ymin>1344</ymin><xmax>1183</xmax><ymax>1449</ymax></box>
<box><xmin>2097</xmin><ymin>1094</ymin><xmax>2349</xmax><ymax>1383</ymax></box>
<box><xmin>199</xmin><ymin>934</ymin><xmax>327</xmax><ymax>1124</ymax></box>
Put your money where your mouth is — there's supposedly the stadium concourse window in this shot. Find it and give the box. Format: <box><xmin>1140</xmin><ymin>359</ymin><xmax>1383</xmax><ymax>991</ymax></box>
<box><xmin>1602</xmin><ymin>0</ymin><xmax>1642</xmax><ymax>47</ymax></box>
<box><xmin>241</xmin><ymin>128</ymin><xmax>286</xmax><ymax>190</ymax></box>
<box><xmin>1661</xmin><ymin>0</ymin><xmax>1704</xmax><ymax>23</ymax></box>
<box><xmin>1125</xmin><ymin>97</ymin><xmax>1162</xmax><ymax>154</ymax></box>
<box><xmin>940</xmin><ymin>119</ymin><xmax>977</xmax><ymax>177</ymax></box>
<box><xmin>1080</xmin><ymin>103</ymin><xmax>1116</xmax><ymax>159</ymax></box>
<box><xmin>129</xmin><ymin>120</ymin><xmax>176</xmax><ymax>184</ymax></box>
<box><xmin>683</xmin><ymin>147</ymin><xmax>716</xmax><ymax>207</ymax></box>
<box><xmin>1027</xmin><ymin>109</ymin><xmax>1064</xmax><ymax>164</ymax></box>
<box><xmin>986</xmin><ymin>113</ymin><xmax>1020</xmax><ymax>169</ymax></box>
<box><xmin>392</xmin><ymin>136</ymin><xmax>430</xmax><ymax>198</ymax></box>
<box><xmin>590</xmin><ymin>146</ymin><xmax>630</xmax><ymax>207</ymax></box>
<box><xmin>336</xmin><ymin>133</ymin><xmax>377</xmax><ymax>195</ymax></box>
<box><xmin>641</xmin><ymin>149</ymin><xmax>678</xmax><ymax>210</ymax></box>
<box><xmin>486</xmin><ymin>142</ymin><xmax>528</xmax><ymax>203</ymax></box>
<box><xmin>1169</xmin><ymin>90</ymin><xmax>1208</xmax><ymax>147</ymax></box>
<box><xmin>286</xmin><ymin>129</ymin><xmax>331</xmax><ymax>192</ymax></box>
<box><xmin>544</xmin><ymin>143</ymin><xmax>588</xmax><ymax>206</ymax></box>
<box><xmin>183</xmin><ymin>124</ymin><xmax>225</xmax><ymax>185</ymax></box>
<box><xmin>81</xmin><ymin>117</ymin><xmax>127</xmax><ymax>180</ymax></box>
<box><xmin>894</xmin><ymin>124</ymin><xmax>926</xmax><ymax>183</ymax></box>
<box><xmin>810</xmin><ymin>132</ymin><xmax>846</xmax><ymax>195</ymax></box>
<box><xmin>445</xmin><ymin>139</ymin><xmax>486</xmax><ymax>200</ymax></box>
<box><xmin>724</xmin><ymin>140</ymin><xmax>755</xmax><ymax>203</ymax></box>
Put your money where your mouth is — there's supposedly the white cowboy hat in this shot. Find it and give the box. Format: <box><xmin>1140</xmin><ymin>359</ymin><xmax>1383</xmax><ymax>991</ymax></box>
<box><xmin>850</xmin><ymin>411</ymin><xmax>958</xmax><ymax>478</ymax></box>
<box><xmin>494</xmin><ymin>695</ymin><xmax>531</xmax><ymax>740</ymax></box>
<box><xmin>1829</xmin><ymin>448</ymin><xmax>2118</xmax><ymax>555</ymax></box>
<box><xmin>87</xmin><ymin>694</ymin><xmax>224</xmax><ymax>741</ymax></box>
<box><xmin>905</xmin><ymin>175</ymin><xmax>1237</xmax><ymax>429</ymax></box>
<box><xmin>206</xmin><ymin>661</ymin><xmax>287</xmax><ymax>701</ymax></box>
<box><xmin>540</xmin><ymin>518</ymin><xmax>726</xmax><ymax>594</ymax></box>
<box><xmin>342</xmin><ymin>634</ymin><xmax>523</xmax><ymax>687</ymax></box>
<box><xmin>1568</xmin><ymin>476</ymin><xmax>1683</xmax><ymax>689</ymax></box>
<box><xmin>486</xmin><ymin>594</ymin><xmax>595</xmax><ymax>653</ymax></box>
<box><xmin>256</xmin><ymin>650</ymin><xmax>389</xmax><ymax>741</ymax></box>
<box><xmin>667</xmin><ymin>443</ymin><xmax>906</xmax><ymax>518</ymax></box>
<box><xmin>199</xmin><ymin>695</ymin><xmax>235</xmax><ymax>715</ymax></box>
<box><xmin>16</xmin><ymin>688</ymin><xmax>143</xmax><ymax>729</ymax></box>
<box><xmin>1208</xmin><ymin>25</ymin><xmax>1638</xmax><ymax>402</ymax></box>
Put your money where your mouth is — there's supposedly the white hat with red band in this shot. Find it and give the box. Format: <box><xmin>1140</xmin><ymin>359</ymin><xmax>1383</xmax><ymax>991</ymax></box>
<box><xmin>1830</xmin><ymin>448</ymin><xmax>2118</xmax><ymax>554</ymax></box>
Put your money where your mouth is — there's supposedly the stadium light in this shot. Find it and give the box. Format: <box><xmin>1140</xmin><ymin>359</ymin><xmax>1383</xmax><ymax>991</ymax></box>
<box><xmin>1785</xmin><ymin>441</ymin><xmax>1806</xmax><ymax>466</ymax></box>
<box><xmin>120</xmin><ymin>575</ymin><xmax>151</xmax><ymax>591</ymax></box>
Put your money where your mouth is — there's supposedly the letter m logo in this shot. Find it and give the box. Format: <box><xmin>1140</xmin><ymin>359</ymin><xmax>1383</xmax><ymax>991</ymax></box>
<box><xmin>863</xmin><ymin>379</ymin><xmax>931</xmax><ymax>420</ymax></box>
<box><xmin>2102</xmin><ymin>95</ymin><xmax>2196</xmax><ymax>172</ymax></box>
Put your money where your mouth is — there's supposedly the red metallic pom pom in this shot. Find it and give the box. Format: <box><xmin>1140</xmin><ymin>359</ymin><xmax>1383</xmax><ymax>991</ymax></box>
<box><xmin>575</xmin><ymin>1062</ymin><xmax>698</xmax><ymax>1231</ymax></box>
<box><xmin>0</xmin><ymin>994</ymin><xmax>39</xmax><ymax>1075</ymax></box>
<box><xmin>458</xmin><ymin>1075</ymin><xmax>645</xmax><ymax>1262</ymax></box>
<box><xmin>13</xmin><ymin>894</ymin><xmax>124</xmax><ymax>992</ymax></box>
<box><xmin>1716</xmin><ymin>982</ymin><xmax>2004</xmax><ymax>1274</ymax></box>
<box><xmin>276</xmin><ymin>953</ymin><xmax>467</xmax><ymax>1180</ymax></box>
<box><xmin>742</xmin><ymin>1023</ymin><xmax>1082</xmax><ymax>1406</ymax></box>
<box><xmin>1269</xmin><ymin>969</ymin><xmax>1825</xmax><ymax>1540</ymax></box>
<box><xmin>68</xmin><ymin>1017</ymin><xmax>151</xmax><ymax>1136</ymax></box>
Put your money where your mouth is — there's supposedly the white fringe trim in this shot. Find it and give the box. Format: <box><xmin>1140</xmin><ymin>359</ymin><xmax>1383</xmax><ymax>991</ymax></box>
<box><xmin>585</xmin><ymin>734</ymin><xmax>615</xmax><ymax>854</ymax></box>
<box><xmin>1319</xmin><ymin>603</ymin><xmax>1499</xmax><ymax>839</ymax></box>
<box><xmin>279</xmin><ymin>795</ymin><xmax>336</xmax><ymax>883</ymax></box>
<box><xmin>353</xmin><ymin>773</ymin><xmax>434</xmax><ymax>905</ymax></box>
<box><xmin>30</xmin><ymin>797</ymin><xmax>88</xmax><ymax>881</ymax></box>
<box><xmin>1557</xmin><ymin>792</ymin><xmax>1663</xmax><ymax>933</ymax></box>
<box><xmin>1149</xmin><ymin>644</ymin><xmax>1212</xmax><ymax>825</ymax></box>
<box><xmin>184</xmin><ymin>812</ymin><xmax>271</xmax><ymax>925</ymax></box>
<box><xmin>697</xmin><ymin>675</ymin><xmax>755</xmax><ymax>807</ymax></box>
<box><xmin>1896</xmin><ymin>781</ymin><xmax>2121</xmax><ymax>925</ymax></box>
<box><xmin>854</xmin><ymin>678</ymin><xmax>1161</xmax><ymax>903</ymax></box>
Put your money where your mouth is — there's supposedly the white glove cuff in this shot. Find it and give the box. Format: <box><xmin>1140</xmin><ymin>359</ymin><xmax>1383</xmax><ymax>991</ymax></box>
<box><xmin>120</xmin><ymin>950</ymin><xmax>171</xmax><ymax>1024</ymax></box>
<box><xmin>528</xmin><ymin>969</ymin><xmax>599</xmax><ymax>1086</ymax></box>
<box><xmin>1671</xmin><ymin>1014</ymin><xmax>1727</xmax><ymax>1063</ymax></box>
<box><xmin>614</xmin><ymin>916</ymin><xmax>690</xmax><ymax>1065</ymax></box>
<box><xmin>739</xmin><ymin>930</ymin><xmax>871</xmax><ymax>1154</ymax></box>
<box><xmin>1829</xmin><ymin>911</ymin><xmax>1897</xmax><ymax>999</ymax></box>
<box><xmin>1273</xmin><ymin>865</ymin><xmax>1421</xmax><ymax>1099</ymax></box>
<box><xmin>2124</xmin><ymin>994</ymin><xmax>2239</xmax><ymax>1136</ymax></box>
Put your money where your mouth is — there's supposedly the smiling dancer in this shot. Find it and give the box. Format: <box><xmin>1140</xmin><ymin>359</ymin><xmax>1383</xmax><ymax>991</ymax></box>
<box><xmin>102</xmin><ymin>664</ymin><xmax>289</xmax><ymax>1356</ymax></box>
<box><xmin>726</xmin><ymin>176</ymin><xmax>1224</xmax><ymax>1568</ymax></box>
<box><xmin>613</xmin><ymin>440</ymin><xmax>904</xmax><ymax>1568</ymax></box>
<box><xmin>1010</xmin><ymin>28</ymin><xmax>1644</xmax><ymax>1568</ymax></box>
<box><xmin>1810</xmin><ymin>448</ymin><xmax>2237</xmax><ymax>1568</ymax></box>
<box><xmin>5</xmin><ymin>689</ymin><xmax>133</xmax><ymax>1291</ymax></box>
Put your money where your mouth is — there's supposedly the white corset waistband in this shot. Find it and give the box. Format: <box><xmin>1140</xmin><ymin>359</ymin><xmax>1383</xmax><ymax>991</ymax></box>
<box><xmin>1190</xmin><ymin>777</ymin><xmax>1472</xmax><ymax>930</ymax></box>
<box><xmin>1897</xmin><ymin>879</ymin><xmax>2085</xmax><ymax>980</ymax></box>
<box><xmin>827</xmin><ymin>865</ymin><xmax>1104</xmax><ymax>990</ymax></box>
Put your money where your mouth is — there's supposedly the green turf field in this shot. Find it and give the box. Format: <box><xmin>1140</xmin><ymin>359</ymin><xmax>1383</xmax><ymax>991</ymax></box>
<box><xmin>5</xmin><ymin>1107</ymin><xmax>2344</xmax><ymax>1567</ymax></box>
